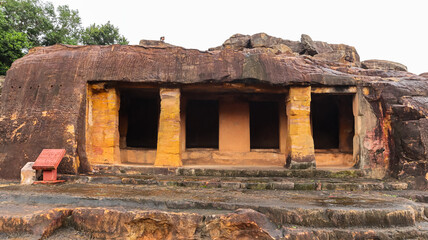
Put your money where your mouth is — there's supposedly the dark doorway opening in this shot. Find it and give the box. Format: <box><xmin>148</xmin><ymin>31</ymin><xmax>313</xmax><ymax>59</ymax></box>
<box><xmin>311</xmin><ymin>94</ymin><xmax>354</xmax><ymax>151</ymax></box>
<box><xmin>186</xmin><ymin>100</ymin><xmax>219</xmax><ymax>148</ymax></box>
<box><xmin>120</xmin><ymin>92</ymin><xmax>160</xmax><ymax>149</ymax></box>
<box><xmin>250</xmin><ymin>101</ymin><xmax>279</xmax><ymax>149</ymax></box>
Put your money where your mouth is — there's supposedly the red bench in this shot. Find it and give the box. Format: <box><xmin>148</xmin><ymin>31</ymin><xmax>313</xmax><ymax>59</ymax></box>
<box><xmin>32</xmin><ymin>149</ymin><xmax>66</xmax><ymax>184</ymax></box>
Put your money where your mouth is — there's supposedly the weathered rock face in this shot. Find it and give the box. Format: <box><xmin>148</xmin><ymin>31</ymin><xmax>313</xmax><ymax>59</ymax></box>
<box><xmin>362</xmin><ymin>59</ymin><xmax>408</xmax><ymax>71</ymax></box>
<box><xmin>419</xmin><ymin>72</ymin><xmax>428</xmax><ymax>78</ymax></box>
<box><xmin>0</xmin><ymin>75</ymin><xmax>4</xmax><ymax>97</ymax></box>
<box><xmin>139</xmin><ymin>39</ymin><xmax>176</xmax><ymax>48</ymax></box>
<box><xmin>1</xmin><ymin>206</ymin><xmax>426</xmax><ymax>239</ymax></box>
<box><xmin>0</xmin><ymin>33</ymin><xmax>427</xmax><ymax>181</ymax></box>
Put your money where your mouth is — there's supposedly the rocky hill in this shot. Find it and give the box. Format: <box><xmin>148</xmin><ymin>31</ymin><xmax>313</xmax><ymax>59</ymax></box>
<box><xmin>0</xmin><ymin>33</ymin><xmax>426</xmax><ymax>182</ymax></box>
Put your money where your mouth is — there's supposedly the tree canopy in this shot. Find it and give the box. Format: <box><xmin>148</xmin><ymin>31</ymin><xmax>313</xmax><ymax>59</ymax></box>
<box><xmin>0</xmin><ymin>0</ymin><xmax>129</xmax><ymax>74</ymax></box>
<box><xmin>82</xmin><ymin>21</ymin><xmax>129</xmax><ymax>45</ymax></box>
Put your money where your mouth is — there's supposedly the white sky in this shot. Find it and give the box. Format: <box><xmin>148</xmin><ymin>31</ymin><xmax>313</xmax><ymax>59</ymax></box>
<box><xmin>51</xmin><ymin>0</ymin><xmax>428</xmax><ymax>74</ymax></box>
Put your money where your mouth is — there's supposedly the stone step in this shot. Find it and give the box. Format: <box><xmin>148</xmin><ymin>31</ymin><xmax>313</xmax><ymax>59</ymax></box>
<box><xmin>0</xmin><ymin>183</ymin><xmax>426</xmax><ymax>230</ymax></box>
<box><xmin>279</xmin><ymin>224</ymin><xmax>428</xmax><ymax>239</ymax></box>
<box><xmin>92</xmin><ymin>164</ymin><xmax>368</xmax><ymax>179</ymax></box>
<box><xmin>59</xmin><ymin>174</ymin><xmax>410</xmax><ymax>191</ymax></box>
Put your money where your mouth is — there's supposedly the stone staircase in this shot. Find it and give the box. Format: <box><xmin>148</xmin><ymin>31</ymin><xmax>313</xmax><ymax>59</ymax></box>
<box><xmin>60</xmin><ymin>164</ymin><xmax>411</xmax><ymax>191</ymax></box>
<box><xmin>1</xmin><ymin>165</ymin><xmax>425</xmax><ymax>239</ymax></box>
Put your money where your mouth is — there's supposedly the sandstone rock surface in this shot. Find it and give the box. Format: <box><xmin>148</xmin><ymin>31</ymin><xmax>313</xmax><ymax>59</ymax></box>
<box><xmin>362</xmin><ymin>59</ymin><xmax>408</xmax><ymax>71</ymax></box>
<box><xmin>139</xmin><ymin>39</ymin><xmax>176</xmax><ymax>48</ymax></box>
<box><xmin>0</xmin><ymin>34</ymin><xmax>426</xmax><ymax>181</ymax></box>
<box><xmin>419</xmin><ymin>72</ymin><xmax>428</xmax><ymax>78</ymax></box>
<box><xmin>0</xmin><ymin>75</ymin><xmax>4</xmax><ymax>97</ymax></box>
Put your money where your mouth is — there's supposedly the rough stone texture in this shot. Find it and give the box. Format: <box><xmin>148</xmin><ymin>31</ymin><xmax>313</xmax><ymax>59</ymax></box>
<box><xmin>206</xmin><ymin>209</ymin><xmax>281</xmax><ymax>239</ymax></box>
<box><xmin>86</xmin><ymin>83</ymin><xmax>120</xmax><ymax>165</ymax></box>
<box><xmin>300</xmin><ymin>34</ymin><xmax>319</xmax><ymax>56</ymax></box>
<box><xmin>420</xmin><ymin>72</ymin><xmax>428</xmax><ymax>78</ymax></box>
<box><xmin>362</xmin><ymin>59</ymin><xmax>408</xmax><ymax>71</ymax></box>
<box><xmin>286</xmin><ymin>87</ymin><xmax>315</xmax><ymax>169</ymax></box>
<box><xmin>73</xmin><ymin>208</ymin><xmax>202</xmax><ymax>239</ymax></box>
<box><xmin>222</xmin><ymin>33</ymin><xmax>251</xmax><ymax>50</ymax></box>
<box><xmin>0</xmin><ymin>75</ymin><xmax>4</xmax><ymax>97</ymax></box>
<box><xmin>0</xmin><ymin>33</ymin><xmax>426</xmax><ymax>179</ymax></box>
<box><xmin>20</xmin><ymin>162</ymin><xmax>36</xmax><ymax>185</ymax></box>
<box><xmin>155</xmin><ymin>88</ymin><xmax>182</xmax><ymax>167</ymax></box>
<box><xmin>139</xmin><ymin>39</ymin><xmax>176</xmax><ymax>48</ymax></box>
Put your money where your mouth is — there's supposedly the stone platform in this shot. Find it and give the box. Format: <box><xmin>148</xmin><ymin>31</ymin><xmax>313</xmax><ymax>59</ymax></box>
<box><xmin>58</xmin><ymin>165</ymin><xmax>414</xmax><ymax>191</ymax></box>
<box><xmin>0</xmin><ymin>177</ymin><xmax>427</xmax><ymax>239</ymax></box>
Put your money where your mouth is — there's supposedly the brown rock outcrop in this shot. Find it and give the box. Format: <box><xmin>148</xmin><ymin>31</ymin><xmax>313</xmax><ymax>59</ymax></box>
<box><xmin>206</xmin><ymin>209</ymin><xmax>281</xmax><ymax>239</ymax></box>
<box><xmin>0</xmin><ymin>75</ymin><xmax>4</xmax><ymax>97</ymax></box>
<box><xmin>420</xmin><ymin>72</ymin><xmax>428</xmax><ymax>78</ymax></box>
<box><xmin>1</xmin><ymin>206</ymin><xmax>426</xmax><ymax>239</ymax></box>
<box><xmin>0</xmin><ymin>33</ymin><xmax>426</xmax><ymax>180</ymax></box>
<box><xmin>139</xmin><ymin>39</ymin><xmax>176</xmax><ymax>48</ymax></box>
<box><xmin>362</xmin><ymin>59</ymin><xmax>408</xmax><ymax>71</ymax></box>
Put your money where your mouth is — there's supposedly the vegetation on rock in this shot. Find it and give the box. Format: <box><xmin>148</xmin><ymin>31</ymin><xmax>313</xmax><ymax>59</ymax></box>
<box><xmin>0</xmin><ymin>0</ymin><xmax>129</xmax><ymax>74</ymax></box>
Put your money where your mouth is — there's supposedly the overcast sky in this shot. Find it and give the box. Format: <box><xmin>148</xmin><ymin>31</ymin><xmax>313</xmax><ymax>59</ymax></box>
<box><xmin>51</xmin><ymin>0</ymin><xmax>428</xmax><ymax>74</ymax></box>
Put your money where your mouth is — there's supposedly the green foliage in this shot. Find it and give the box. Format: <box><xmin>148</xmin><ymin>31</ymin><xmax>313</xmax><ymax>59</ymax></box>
<box><xmin>0</xmin><ymin>10</ymin><xmax>30</xmax><ymax>75</ymax></box>
<box><xmin>81</xmin><ymin>21</ymin><xmax>129</xmax><ymax>45</ymax></box>
<box><xmin>42</xmin><ymin>5</ymin><xmax>83</xmax><ymax>46</ymax></box>
<box><xmin>2</xmin><ymin>0</ymin><xmax>54</xmax><ymax>47</ymax></box>
<box><xmin>0</xmin><ymin>0</ymin><xmax>129</xmax><ymax>75</ymax></box>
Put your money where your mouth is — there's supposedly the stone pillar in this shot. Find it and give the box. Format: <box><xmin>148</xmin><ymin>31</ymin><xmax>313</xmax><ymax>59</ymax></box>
<box><xmin>155</xmin><ymin>88</ymin><xmax>182</xmax><ymax>167</ymax></box>
<box><xmin>86</xmin><ymin>84</ymin><xmax>120</xmax><ymax>165</ymax></box>
<box><xmin>286</xmin><ymin>86</ymin><xmax>315</xmax><ymax>169</ymax></box>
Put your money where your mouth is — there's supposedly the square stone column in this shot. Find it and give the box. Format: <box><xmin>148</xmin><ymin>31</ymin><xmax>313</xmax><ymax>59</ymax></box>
<box><xmin>155</xmin><ymin>88</ymin><xmax>182</xmax><ymax>167</ymax></box>
<box><xmin>286</xmin><ymin>86</ymin><xmax>315</xmax><ymax>169</ymax></box>
<box><xmin>86</xmin><ymin>84</ymin><xmax>120</xmax><ymax>165</ymax></box>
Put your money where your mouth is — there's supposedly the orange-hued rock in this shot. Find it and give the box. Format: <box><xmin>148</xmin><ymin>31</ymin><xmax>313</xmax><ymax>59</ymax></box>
<box><xmin>155</xmin><ymin>88</ymin><xmax>182</xmax><ymax>167</ymax></box>
<box><xmin>286</xmin><ymin>87</ymin><xmax>315</xmax><ymax>168</ymax></box>
<box><xmin>206</xmin><ymin>209</ymin><xmax>281</xmax><ymax>240</ymax></box>
<box><xmin>0</xmin><ymin>208</ymin><xmax>72</xmax><ymax>239</ymax></box>
<box><xmin>362</xmin><ymin>59</ymin><xmax>407</xmax><ymax>71</ymax></box>
<box><xmin>86</xmin><ymin>84</ymin><xmax>120</xmax><ymax>165</ymax></box>
<box><xmin>0</xmin><ymin>32</ymin><xmax>427</xmax><ymax>179</ymax></box>
<box><xmin>72</xmin><ymin>208</ymin><xmax>202</xmax><ymax>239</ymax></box>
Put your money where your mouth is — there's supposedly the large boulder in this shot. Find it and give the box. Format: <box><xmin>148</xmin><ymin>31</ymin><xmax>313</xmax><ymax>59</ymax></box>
<box><xmin>250</xmin><ymin>32</ymin><xmax>301</xmax><ymax>53</ymax></box>
<box><xmin>223</xmin><ymin>33</ymin><xmax>251</xmax><ymax>50</ymax></box>
<box><xmin>300</xmin><ymin>34</ymin><xmax>360</xmax><ymax>66</ymax></box>
<box><xmin>299</xmin><ymin>34</ymin><xmax>334</xmax><ymax>56</ymax></box>
<box><xmin>419</xmin><ymin>72</ymin><xmax>428</xmax><ymax>78</ymax></box>
<box><xmin>139</xmin><ymin>40</ymin><xmax>176</xmax><ymax>48</ymax></box>
<box><xmin>362</xmin><ymin>59</ymin><xmax>408</xmax><ymax>71</ymax></box>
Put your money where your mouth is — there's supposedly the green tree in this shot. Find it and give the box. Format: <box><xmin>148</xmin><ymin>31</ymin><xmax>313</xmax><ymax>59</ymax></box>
<box><xmin>81</xmin><ymin>21</ymin><xmax>129</xmax><ymax>45</ymax></box>
<box><xmin>2</xmin><ymin>0</ymin><xmax>54</xmax><ymax>47</ymax></box>
<box><xmin>0</xmin><ymin>0</ymin><xmax>129</xmax><ymax>74</ymax></box>
<box><xmin>42</xmin><ymin>5</ymin><xmax>82</xmax><ymax>45</ymax></box>
<box><xmin>0</xmin><ymin>10</ymin><xmax>30</xmax><ymax>74</ymax></box>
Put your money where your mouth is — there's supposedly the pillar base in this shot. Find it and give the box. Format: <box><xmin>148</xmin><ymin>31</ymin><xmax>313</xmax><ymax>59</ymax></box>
<box><xmin>285</xmin><ymin>155</ymin><xmax>316</xmax><ymax>169</ymax></box>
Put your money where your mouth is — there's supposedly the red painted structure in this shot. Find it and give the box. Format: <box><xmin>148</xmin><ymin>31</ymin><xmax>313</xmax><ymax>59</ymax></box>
<box><xmin>32</xmin><ymin>149</ymin><xmax>66</xmax><ymax>183</ymax></box>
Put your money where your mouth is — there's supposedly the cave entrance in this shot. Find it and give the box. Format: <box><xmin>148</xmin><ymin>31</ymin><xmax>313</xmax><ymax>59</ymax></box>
<box><xmin>311</xmin><ymin>94</ymin><xmax>354</xmax><ymax>168</ymax></box>
<box><xmin>118</xmin><ymin>89</ymin><xmax>160</xmax><ymax>164</ymax></box>
<box><xmin>185</xmin><ymin>100</ymin><xmax>219</xmax><ymax>149</ymax></box>
<box><xmin>250</xmin><ymin>101</ymin><xmax>279</xmax><ymax>149</ymax></box>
